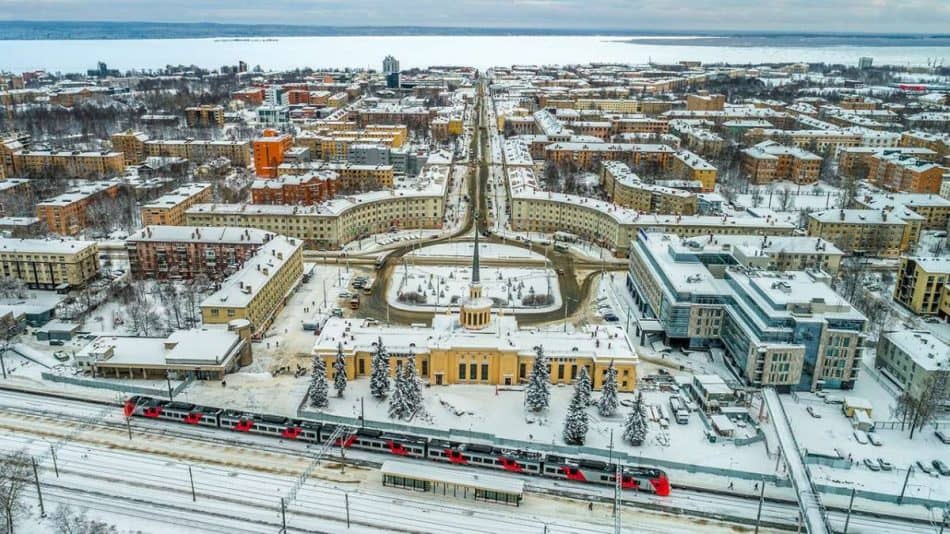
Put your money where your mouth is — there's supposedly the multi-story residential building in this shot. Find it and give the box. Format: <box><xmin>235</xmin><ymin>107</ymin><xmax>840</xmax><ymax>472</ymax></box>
<box><xmin>600</xmin><ymin>161</ymin><xmax>696</xmax><ymax>215</ymax></box>
<box><xmin>0</xmin><ymin>133</ymin><xmax>29</xmax><ymax>179</ymax></box>
<box><xmin>145</xmin><ymin>139</ymin><xmax>251</xmax><ymax>167</ymax></box>
<box><xmin>110</xmin><ymin>130</ymin><xmax>150</xmax><ymax>165</ymax></box>
<box><xmin>187</xmin><ymin>165</ymin><xmax>449</xmax><ymax>249</ymax></box>
<box><xmin>139</xmin><ymin>182</ymin><xmax>213</xmax><ymax>226</ymax></box>
<box><xmin>626</xmin><ymin>232</ymin><xmax>865</xmax><ymax>391</ymax></box>
<box><xmin>670</xmin><ymin>150</ymin><xmax>717</xmax><ymax>192</ymax></box>
<box><xmin>837</xmin><ymin>147</ymin><xmax>937</xmax><ymax>179</ymax></box>
<box><xmin>867</xmin><ymin>152</ymin><xmax>944</xmax><ymax>194</ymax></box>
<box><xmin>127</xmin><ymin>225</ymin><xmax>271</xmax><ymax>280</ymax></box>
<box><xmin>200</xmin><ymin>233</ymin><xmax>304</xmax><ymax>337</ymax></box>
<box><xmin>876</xmin><ymin>331</ymin><xmax>948</xmax><ymax>405</ymax></box>
<box><xmin>250</xmin><ymin>171</ymin><xmax>339</xmax><ymax>205</ymax></box>
<box><xmin>355</xmin><ymin>106</ymin><xmax>431</xmax><ymax>129</ymax></box>
<box><xmin>806</xmin><ymin>208</ymin><xmax>923</xmax><ymax>257</ymax></box>
<box><xmin>185</xmin><ymin>105</ymin><xmax>225</xmax><ymax>128</ymax></box>
<box><xmin>608</xmin><ymin>116</ymin><xmax>670</xmax><ymax>135</ymax></box>
<box><xmin>0</xmin><ymin>178</ymin><xmax>33</xmax><ymax>216</ymax></box>
<box><xmin>295</xmin><ymin>125</ymin><xmax>407</xmax><ymax>161</ymax></box>
<box><xmin>709</xmin><ymin>234</ymin><xmax>845</xmax><ymax>275</ymax></box>
<box><xmin>544</xmin><ymin>142</ymin><xmax>674</xmax><ymax>170</ymax></box>
<box><xmin>35</xmin><ymin>181</ymin><xmax>122</xmax><ymax>236</ymax></box>
<box><xmin>0</xmin><ymin>237</ymin><xmax>99</xmax><ymax>288</ymax></box>
<box><xmin>686</xmin><ymin>92</ymin><xmax>725</xmax><ymax>111</ymax></box>
<box><xmin>855</xmin><ymin>192</ymin><xmax>950</xmax><ymax>230</ymax></box>
<box><xmin>743</xmin><ymin>128</ymin><xmax>864</xmax><ymax>155</ymax></box>
<box><xmin>277</xmin><ymin>161</ymin><xmax>395</xmax><ymax>190</ymax></box>
<box><xmin>900</xmin><ymin>131</ymin><xmax>950</xmax><ymax>159</ymax></box>
<box><xmin>893</xmin><ymin>257</ymin><xmax>950</xmax><ymax>316</ymax></box>
<box><xmin>507</xmin><ymin>168</ymin><xmax>794</xmax><ymax>255</ymax></box>
<box><xmin>252</xmin><ymin>129</ymin><xmax>294</xmax><ymax>178</ymax></box>
<box><xmin>741</xmin><ymin>141</ymin><xmax>822</xmax><ymax>185</ymax></box>
<box><xmin>12</xmin><ymin>150</ymin><xmax>125</xmax><ymax>179</ymax></box>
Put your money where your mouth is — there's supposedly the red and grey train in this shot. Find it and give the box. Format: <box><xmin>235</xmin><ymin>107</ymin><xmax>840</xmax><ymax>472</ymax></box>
<box><xmin>124</xmin><ymin>396</ymin><xmax>671</xmax><ymax>496</ymax></box>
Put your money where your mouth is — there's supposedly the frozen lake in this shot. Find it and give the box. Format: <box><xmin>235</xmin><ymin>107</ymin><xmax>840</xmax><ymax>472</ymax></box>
<box><xmin>1</xmin><ymin>35</ymin><xmax>948</xmax><ymax>72</ymax></box>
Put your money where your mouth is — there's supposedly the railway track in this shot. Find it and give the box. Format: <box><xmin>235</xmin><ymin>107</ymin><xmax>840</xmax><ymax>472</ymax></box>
<box><xmin>0</xmin><ymin>386</ymin><xmax>940</xmax><ymax>532</ymax></box>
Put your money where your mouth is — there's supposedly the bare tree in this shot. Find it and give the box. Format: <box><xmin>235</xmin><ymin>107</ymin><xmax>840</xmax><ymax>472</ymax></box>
<box><xmin>51</xmin><ymin>505</ymin><xmax>118</xmax><ymax>534</ymax></box>
<box><xmin>777</xmin><ymin>186</ymin><xmax>794</xmax><ymax>211</ymax></box>
<box><xmin>0</xmin><ymin>450</ymin><xmax>31</xmax><ymax>534</ymax></box>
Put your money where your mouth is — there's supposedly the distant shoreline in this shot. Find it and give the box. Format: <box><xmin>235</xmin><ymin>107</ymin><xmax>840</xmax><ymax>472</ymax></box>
<box><xmin>620</xmin><ymin>35</ymin><xmax>950</xmax><ymax>48</ymax></box>
<box><xmin>0</xmin><ymin>21</ymin><xmax>948</xmax><ymax>42</ymax></box>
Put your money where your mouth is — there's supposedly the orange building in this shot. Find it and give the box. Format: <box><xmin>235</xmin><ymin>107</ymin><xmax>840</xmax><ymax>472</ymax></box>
<box><xmin>253</xmin><ymin>129</ymin><xmax>294</xmax><ymax>178</ymax></box>
<box><xmin>35</xmin><ymin>181</ymin><xmax>121</xmax><ymax>236</ymax></box>
<box><xmin>867</xmin><ymin>153</ymin><xmax>944</xmax><ymax>194</ymax></box>
<box><xmin>232</xmin><ymin>87</ymin><xmax>264</xmax><ymax>106</ymax></box>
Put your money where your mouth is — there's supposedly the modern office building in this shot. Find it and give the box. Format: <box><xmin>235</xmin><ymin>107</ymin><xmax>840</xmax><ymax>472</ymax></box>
<box><xmin>626</xmin><ymin>232</ymin><xmax>865</xmax><ymax>392</ymax></box>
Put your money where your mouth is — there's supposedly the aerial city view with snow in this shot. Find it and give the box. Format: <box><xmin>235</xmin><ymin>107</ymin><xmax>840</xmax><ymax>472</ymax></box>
<box><xmin>0</xmin><ymin>3</ymin><xmax>949</xmax><ymax>533</ymax></box>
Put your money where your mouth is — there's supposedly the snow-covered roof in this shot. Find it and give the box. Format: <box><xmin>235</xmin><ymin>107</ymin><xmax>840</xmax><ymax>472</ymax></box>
<box><xmin>381</xmin><ymin>460</ymin><xmax>524</xmax><ymax>494</ymax></box>
<box><xmin>200</xmin><ymin>234</ymin><xmax>302</xmax><ymax>309</ymax></box>
<box><xmin>128</xmin><ymin>225</ymin><xmax>270</xmax><ymax>245</ymax></box>
<box><xmin>0</xmin><ymin>237</ymin><xmax>97</xmax><ymax>255</ymax></box>
<box><xmin>141</xmin><ymin>183</ymin><xmax>211</xmax><ymax>209</ymax></box>
<box><xmin>314</xmin><ymin>314</ymin><xmax>637</xmax><ymax>364</ymax></box>
<box><xmin>808</xmin><ymin>208</ymin><xmax>921</xmax><ymax>224</ymax></box>
<box><xmin>76</xmin><ymin>328</ymin><xmax>243</xmax><ymax>367</ymax></box>
<box><xmin>881</xmin><ymin>330</ymin><xmax>948</xmax><ymax>372</ymax></box>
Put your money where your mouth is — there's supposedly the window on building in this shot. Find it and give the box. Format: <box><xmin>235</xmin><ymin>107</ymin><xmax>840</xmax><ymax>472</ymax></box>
<box><xmin>481</xmin><ymin>363</ymin><xmax>489</xmax><ymax>381</ymax></box>
<box><xmin>470</xmin><ymin>363</ymin><xmax>477</xmax><ymax>381</ymax></box>
<box><xmin>459</xmin><ymin>363</ymin><xmax>466</xmax><ymax>380</ymax></box>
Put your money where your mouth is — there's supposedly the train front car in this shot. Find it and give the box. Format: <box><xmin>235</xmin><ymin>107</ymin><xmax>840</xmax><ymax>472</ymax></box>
<box><xmin>623</xmin><ymin>466</ymin><xmax>671</xmax><ymax>496</ymax></box>
<box><xmin>124</xmin><ymin>395</ymin><xmax>165</xmax><ymax>418</ymax></box>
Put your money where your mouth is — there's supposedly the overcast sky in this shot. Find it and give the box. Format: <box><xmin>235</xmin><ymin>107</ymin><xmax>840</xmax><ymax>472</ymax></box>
<box><xmin>1</xmin><ymin>0</ymin><xmax>948</xmax><ymax>33</ymax></box>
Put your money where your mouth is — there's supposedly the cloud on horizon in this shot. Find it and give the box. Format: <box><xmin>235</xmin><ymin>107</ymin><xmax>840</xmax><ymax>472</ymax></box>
<box><xmin>0</xmin><ymin>0</ymin><xmax>948</xmax><ymax>33</ymax></box>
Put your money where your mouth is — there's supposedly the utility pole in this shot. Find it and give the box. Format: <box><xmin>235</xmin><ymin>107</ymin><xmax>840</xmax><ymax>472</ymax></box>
<box><xmin>613</xmin><ymin>463</ymin><xmax>621</xmax><ymax>534</ymax></box>
<box><xmin>280</xmin><ymin>497</ymin><xmax>287</xmax><ymax>534</ymax></box>
<box><xmin>49</xmin><ymin>445</ymin><xmax>58</xmax><ymax>478</ymax></box>
<box><xmin>126</xmin><ymin>415</ymin><xmax>133</xmax><ymax>440</ymax></box>
<box><xmin>754</xmin><ymin>478</ymin><xmax>765</xmax><ymax>534</ymax></box>
<box><xmin>31</xmin><ymin>457</ymin><xmax>45</xmax><ymax>518</ymax></box>
<box><xmin>166</xmin><ymin>371</ymin><xmax>174</xmax><ymax>400</ymax></box>
<box><xmin>898</xmin><ymin>465</ymin><xmax>912</xmax><ymax>504</ymax></box>
<box><xmin>189</xmin><ymin>465</ymin><xmax>196</xmax><ymax>502</ymax></box>
<box><xmin>345</xmin><ymin>493</ymin><xmax>351</xmax><ymax>528</ymax></box>
<box><xmin>842</xmin><ymin>487</ymin><xmax>856</xmax><ymax>534</ymax></box>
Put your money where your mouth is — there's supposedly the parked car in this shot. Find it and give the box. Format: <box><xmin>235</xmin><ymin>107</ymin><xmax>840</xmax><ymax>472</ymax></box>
<box><xmin>338</xmin><ymin>291</ymin><xmax>353</xmax><ymax>299</ymax></box>
<box><xmin>936</xmin><ymin>430</ymin><xmax>950</xmax><ymax>444</ymax></box>
<box><xmin>603</xmin><ymin>313</ymin><xmax>619</xmax><ymax>322</ymax></box>
<box><xmin>806</xmin><ymin>406</ymin><xmax>822</xmax><ymax>419</ymax></box>
<box><xmin>853</xmin><ymin>431</ymin><xmax>869</xmax><ymax>445</ymax></box>
<box><xmin>915</xmin><ymin>461</ymin><xmax>935</xmax><ymax>475</ymax></box>
<box><xmin>867</xmin><ymin>433</ymin><xmax>882</xmax><ymax>446</ymax></box>
<box><xmin>863</xmin><ymin>458</ymin><xmax>880</xmax><ymax>471</ymax></box>
<box><xmin>877</xmin><ymin>458</ymin><xmax>893</xmax><ymax>471</ymax></box>
<box><xmin>933</xmin><ymin>460</ymin><xmax>950</xmax><ymax>476</ymax></box>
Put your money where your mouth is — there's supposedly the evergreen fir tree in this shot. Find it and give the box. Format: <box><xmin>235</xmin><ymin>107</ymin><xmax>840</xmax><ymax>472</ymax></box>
<box><xmin>598</xmin><ymin>361</ymin><xmax>619</xmax><ymax>417</ymax></box>
<box><xmin>622</xmin><ymin>391</ymin><xmax>648</xmax><ymax>446</ymax></box>
<box><xmin>370</xmin><ymin>336</ymin><xmax>390</xmax><ymax>399</ymax></box>
<box><xmin>333</xmin><ymin>342</ymin><xmax>347</xmax><ymax>397</ymax></box>
<box><xmin>403</xmin><ymin>352</ymin><xmax>423</xmax><ymax>413</ymax></box>
<box><xmin>562</xmin><ymin>382</ymin><xmax>589</xmax><ymax>445</ymax></box>
<box><xmin>576</xmin><ymin>366</ymin><xmax>592</xmax><ymax>406</ymax></box>
<box><xmin>524</xmin><ymin>345</ymin><xmax>551</xmax><ymax>412</ymax></box>
<box><xmin>388</xmin><ymin>364</ymin><xmax>414</xmax><ymax>420</ymax></box>
<box><xmin>308</xmin><ymin>354</ymin><xmax>329</xmax><ymax>408</ymax></box>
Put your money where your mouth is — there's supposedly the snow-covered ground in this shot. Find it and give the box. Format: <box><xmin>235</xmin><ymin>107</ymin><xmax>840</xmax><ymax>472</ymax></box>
<box><xmin>305</xmin><ymin>376</ymin><xmax>776</xmax><ymax>476</ymax></box>
<box><xmin>782</xmin><ymin>373</ymin><xmax>950</xmax><ymax>503</ymax></box>
<box><xmin>388</xmin><ymin>265</ymin><xmax>561</xmax><ymax>313</ymax></box>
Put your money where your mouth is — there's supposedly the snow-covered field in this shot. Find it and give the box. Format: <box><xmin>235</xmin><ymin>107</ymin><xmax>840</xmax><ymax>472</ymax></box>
<box><xmin>388</xmin><ymin>265</ymin><xmax>561</xmax><ymax>313</ymax></box>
